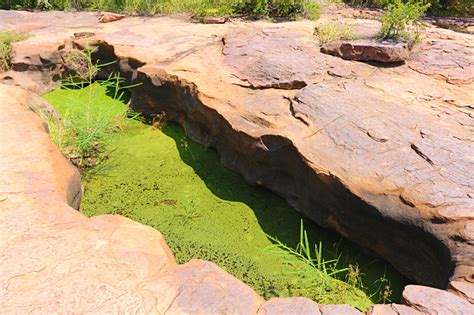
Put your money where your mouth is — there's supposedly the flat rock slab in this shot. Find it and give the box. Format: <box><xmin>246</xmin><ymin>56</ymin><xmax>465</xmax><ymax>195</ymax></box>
<box><xmin>223</xmin><ymin>28</ymin><xmax>319</xmax><ymax>89</ymax></box>
<box><xmin>258</xmin><ymin>297</ymin><xmax>321</xmax><ymax>314</ymax></box>
<box><xmin>321</xmin><ymin>39</ymin><xmax>410</xmax><ymax>62</ymax></box>
<box><xmin>408</xmin><ymin>39</ymin><xmax>474</xmax><ymax>84</ymax></box>
<box><xmin>402</xmin><ymin>285</ymin><xmax>474</xmax><ymax>314</ymax></box>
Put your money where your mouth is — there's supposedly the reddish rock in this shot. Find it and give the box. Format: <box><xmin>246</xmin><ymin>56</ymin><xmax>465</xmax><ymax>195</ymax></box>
<box><xmin>98</xmin><ymin>12</ymin><xmax>125</xmax><ymax>23</ymax></box>
<box><xmin>0</xmin><ymin>84</ymin><xmax>81</xmax><ymax>208</ymax></box>
<box><xmin>369</xmin><ymin>304</ymin><xmax>422</xmax><ymax>315</ymax></box>
<box><xmin>449</xmin><ymin>281</ymin><xmax>474</xmax><ymax>304</ymax></box>
<box><xmin>223</xmin><ymin>29</ymin><xmax>319</xmax><ymax>89</ymax></box>
<box><xmin>147</xmin><ymin>260</ymin><xmax>264</xmax><ymax>314</ymax></box>
<box><xmin>258</xmin><ymin>297</ymin><xmax>321</xmax><ymax>314</ymax></box>
<box><xmin>0</xmin><ymin>10</ymin><xmax>98</xmax><ymax>33</ymax></box>
<box><xmin>402</xmin><ymin>285</ymin><xmax>474</xmax><ymax>314</ymax></box>
<box><xmin>291</xmin><ymin>82</ymin><xmax>473</xmax><ymax>286</ymax></box>
<box><xmin>321</xmin><ymin>39</ymin><xmax>410</xmax><ymax>62</ymax></box>
<box><xmin>202</xmin><ymin>16</ymin><xmax>228</xmax><ymax>24</ymax></box>
<box><xmin>320</xmin><ymin>304</ymin><xmax>362</xmax><ymax>314</ymax></box>
<box><xmin>408</xmin><ymin>39</ymin><xmax>474</xmax><ymax>84</ymax></box>
<box><xmin>427</xmin><ymin>17</ymin><xmax>474</xmax><ymax>34</ymax></box>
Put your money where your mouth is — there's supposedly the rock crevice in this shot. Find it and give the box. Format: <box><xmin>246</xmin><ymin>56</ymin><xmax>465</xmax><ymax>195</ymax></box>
<box><xmin>1</xmin><ymin>10</ymin><xmax>473</xmax><ymax>313</ymax></box>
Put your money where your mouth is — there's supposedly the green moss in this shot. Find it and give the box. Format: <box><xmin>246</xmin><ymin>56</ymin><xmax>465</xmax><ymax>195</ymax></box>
<box><xmin>44</xmin><ymin>86</ymin><xmax>410</xmax><ymax>311</ymax></box>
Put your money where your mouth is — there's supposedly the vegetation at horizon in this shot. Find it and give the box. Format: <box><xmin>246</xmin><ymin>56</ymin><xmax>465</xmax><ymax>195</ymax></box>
<box><xmin>0</xmin><ymin>0</ymin><xmax>321</xmax><ymax>20</ymax></box>
<box><xmin>0</xmin><ymin>0</ymin><xmax>469</xmax><ymax>17</ymax></box>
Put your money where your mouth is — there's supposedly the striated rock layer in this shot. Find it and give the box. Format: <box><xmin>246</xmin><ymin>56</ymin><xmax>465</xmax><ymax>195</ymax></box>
<box><xmin>1</xmin><ymin>10</ymin><xmax>473</xmax><ymax>312</ymax></box>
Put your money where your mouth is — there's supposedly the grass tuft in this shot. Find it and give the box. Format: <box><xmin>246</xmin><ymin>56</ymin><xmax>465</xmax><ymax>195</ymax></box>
<box><xmin>0</xmin><ymin>31</ymin><xmax>28</xmax><ymax>72</ymax></box>
<box><xmin>264</xmin><ymin>219</ymin><xmax>394</xmax><ymax>305</ymax></box>
<box><xmin>43</xmin><ymin>46</ymin><xmax>141</xmax><ymax>174</ymax></box>
<box><xmin>314</xmin><ymin>19</ymin><xmax>358</xmax><ymax>45</ymax></box>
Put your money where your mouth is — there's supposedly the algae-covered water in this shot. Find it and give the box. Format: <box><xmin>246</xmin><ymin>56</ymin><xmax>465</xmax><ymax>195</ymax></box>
<box><xmin>44</xmin><ymin>83</ymin><xmax>410</xmax><ymax>310</ymax></box>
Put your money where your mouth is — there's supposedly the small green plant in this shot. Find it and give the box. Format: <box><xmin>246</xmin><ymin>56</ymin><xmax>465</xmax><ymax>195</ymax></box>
<box><xmin>264</xmin><ymin>219</ymin><xmax>395</xmax><ymax>305</ymax></box>
<box><xmin>150</xmin><ymin>112</ymin><xmax>167</xmax><ymax>130</ymax></box>
<box><xmin>180</xmin><ymin>136</ymin><xmax>196</xmax><ymax>160</ymax></box>
<box><xmin>346</xmin><ymin>264</ymin><xmax>363</xmax><ymax>288</ymax></box>
<box><xmin>178</xmin><ymin>198</ymin><xmax>202</xmax><ymax>221</ymax></box>
<box><xmin>315</xmin><ymin>19</ymin><xmax>358</xmax><ymax>45</ymax></box>
<box><xmin>0</xmin><ymin>31</ymin><xmax>28</xmax><ymax>72</ymax></box>
<box><xmin>371</xmin><ymin>273</ymin><xmax>392</xmax><ymax>303</ymax></box>
<box><xmin>379</xmin><ymin>0</ymin><xmax>429</xmax><ymax>43</ymax></box>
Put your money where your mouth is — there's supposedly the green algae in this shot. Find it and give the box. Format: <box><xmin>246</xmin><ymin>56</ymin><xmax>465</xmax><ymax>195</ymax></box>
<box><xmin>44</xmin><ymin>83</ymin><xmax>410</xmax><ymax>311</ymax></box>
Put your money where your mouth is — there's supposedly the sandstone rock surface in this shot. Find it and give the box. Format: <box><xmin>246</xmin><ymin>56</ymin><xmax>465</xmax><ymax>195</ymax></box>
<box><xmin>368</xmin><ymin>304</ymin><xmax>423</xmax><ymax>315</ymax></box>
<box><xmin>409</xmin><ymin>38</ymin><xmax>474</xmax><ymax>83</ymax></box>
<box><xmin>449</xmin><ymin>280</ymin><xmax>474</xmax><ymax>303</ymax></box>
<box><xmin>1</xmin><ymin>9</ymin><xmax>473</xmax><ymax>313</ymax></box>
<box><xmin>98</xmin><ymin>11</ymin><xmax>125</xmax><ymax>23</ymax></box>
<box><xmin>402</xmin><ymin>285</ymin><xmax>474</xmax><ymax>314</ymax></box>
<box><xmin>320</xmin><ymin>39</ymin><xmax>410</xmax><ymax>62</ymax></box>
<box><xmin>257</xmin><ymin>297</ymin><xmax>321</xmax><ymax>314</ymax></box>
<box><xmin>202</xmin><ymin>16</ymin><xmax>228</xmax><ymax>24</ymax></box>
<box><xmin>320</xmin><ymin>304</ymin><xmax>363</xmax><ymax>314</ymax></box>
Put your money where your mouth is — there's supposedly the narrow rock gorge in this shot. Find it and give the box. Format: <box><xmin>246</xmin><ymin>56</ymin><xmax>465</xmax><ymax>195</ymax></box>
<box><xmin>1</xmin><ymin>9</ymin><xmax>473</xmax><ymax>313</ymax></box>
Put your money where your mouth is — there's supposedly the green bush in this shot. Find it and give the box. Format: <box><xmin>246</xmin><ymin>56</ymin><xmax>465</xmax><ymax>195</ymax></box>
<box><xmin>443</xmin><ymin>0</ymin><xmax>472</xmax><ymax>15</ymax></box>
<box><xmin>0</xmin><ymin>0</ymin><xmax>320</xmax><ymax>19</ymax></box>
<box><xmin>194</xmin><ymin>0</ymin><xmax>235</xmax><ymax>19</ymax></box>
<box><xmin>379</xmin><ymin>0</ymin><xmax>429</xmax><ymax>43</ymax></box>
<box><xmin>235</xmin><ymin>0</ymin><xmax>320</xmax><ymax>19</ymax></box>
<box><xmin>341</xmin><ymin>0</ymin><xmax>471</xmax><ymax>15</ymax></box>
<box><xmin>235</xmin><ymin>0</ymin><xmax>268</xmax><ymax>16</ymax></box>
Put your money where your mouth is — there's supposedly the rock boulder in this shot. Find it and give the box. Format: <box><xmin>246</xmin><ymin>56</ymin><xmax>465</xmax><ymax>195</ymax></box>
<box><xmin>321</xmin><ymin>39</ymin><xmax>410</xmax><ymax>62</ymax></box>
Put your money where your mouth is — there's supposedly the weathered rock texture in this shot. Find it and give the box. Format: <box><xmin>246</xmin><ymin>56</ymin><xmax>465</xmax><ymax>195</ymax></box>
<box><xmin>98</xmin><ymin>11</ymin><xmax>125</xmax><ymax>23</ymax></box>
<box><xmin>320</xmin><ymin>39</ymin><xmax>410</xmax><ymax>62</ymax></box>
<box><xmin>1</xmin><ymin>9</ymin><xmax>473</xmax><ymax>313</ymax></box>
<box><xmin>402</xmin><ymin>285</ymin><xmax>474</xmax><ymax>314</ymax></box>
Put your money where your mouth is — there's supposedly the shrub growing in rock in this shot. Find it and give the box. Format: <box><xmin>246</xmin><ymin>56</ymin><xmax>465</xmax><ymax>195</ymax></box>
<box><xmin>379</xmin><ymin>0</ymin><xmax>429</xmax><ymax>43</ymax></box>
